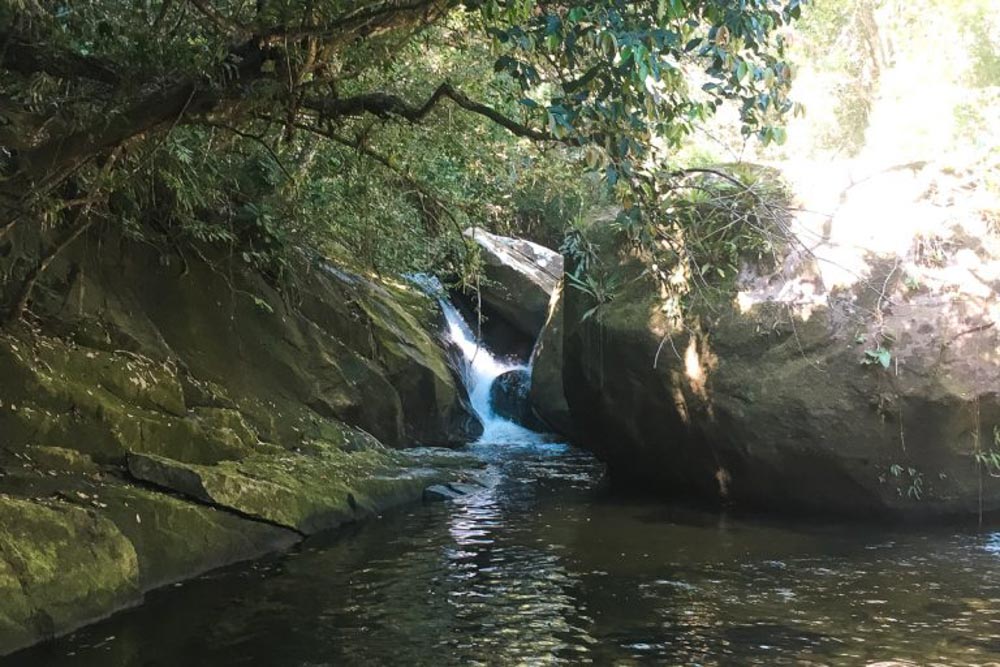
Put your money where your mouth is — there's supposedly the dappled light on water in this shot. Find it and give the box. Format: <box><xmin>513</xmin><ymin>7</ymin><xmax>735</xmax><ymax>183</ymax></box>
<box><xmin>20</xmin><ymin>441</ymin><xmax>1000</xmax><ymax>666</ymax></box>
<box><xmin>416</xmin><ymin>275</ymin><xmax>552</xmax><ymax>446</ymax></box>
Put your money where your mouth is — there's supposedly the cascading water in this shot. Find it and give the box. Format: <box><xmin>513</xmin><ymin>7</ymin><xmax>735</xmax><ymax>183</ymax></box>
<box><xmin>409</xmin><ymin>275</ymin><xmax>547</xmax><ymax>445</ymax></box>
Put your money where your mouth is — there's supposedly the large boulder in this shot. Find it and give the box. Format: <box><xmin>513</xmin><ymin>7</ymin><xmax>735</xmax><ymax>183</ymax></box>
<box><xmin>488</xmin><ymin>368</ymin><xmax>544</xmax><ymax>430</ymax></box>
<box><xmin>7</xmin><ymin>236</ymin><xmax>480</xmax><ymax>450</ymax></box>
<box><xmin>528</xmin><ymin>281</ymin><xmax>575</xmax><ymax>437</ymax></box>
<box><xmin>464</xmin><ymin>227</ymin><xmax>563</xmax><ymax>339</ymax></box>
<box><xmin>0</xmin><ymin>232</ymin><xmax>484</xmax><ymax>654</ymax></box>
<box><xmin>563</xmin><ymin>162</ymin><xmax>1000</xmax><ymax>518</ymax></box>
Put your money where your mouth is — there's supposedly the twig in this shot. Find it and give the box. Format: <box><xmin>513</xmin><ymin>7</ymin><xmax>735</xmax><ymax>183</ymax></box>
<box><xmin>201</xmin><ymin>121</ymin><xmax>293</xmax><ymax>179</ymax></box>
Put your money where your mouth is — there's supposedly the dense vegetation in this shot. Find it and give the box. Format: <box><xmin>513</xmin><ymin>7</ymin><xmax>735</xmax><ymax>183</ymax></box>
<box><xmin>0</xmin><ymin>0</ymin><xmax>801</xmax><ymax>322</ymax></box>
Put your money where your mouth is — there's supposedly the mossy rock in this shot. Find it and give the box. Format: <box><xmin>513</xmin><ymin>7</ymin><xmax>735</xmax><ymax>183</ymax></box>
<box><xmin>92</xmin><ymin>484</ymin><xmax>298</xmax><ymax>590</ymax></box>
<box><xmin>21</xmin><ymin>446</ymin><xmax>99</xmax><ymax>474</ymax></box>
<box><xmin>127</xmin><ymin>437</ymin><xmax>455</xmax><ymax>535</ymax></box>
<box><xmin>0</xmin><ymin>334</ymin><xmax>256</xmax><ymax>464</ymax></box>
<box><xmin>0</xmin><ymin>495</ymin><xmax>140</xmax><ymax>654</ymax></box>
<box><xmin>295</xmin><ymin>263</ymin><xmax>480</xmax><ymax>446</ymax></box>
<box><xmin>0</xmin><ymin>234</ymin><xmax>484</xmax><ymax>653</ymax></box>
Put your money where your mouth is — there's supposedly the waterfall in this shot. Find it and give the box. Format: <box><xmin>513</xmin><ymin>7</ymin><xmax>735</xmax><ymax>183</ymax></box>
<box><xmin>409</xmin><ymin>275</ymin><xmax>547</xmax><ymax>445</ymax></box>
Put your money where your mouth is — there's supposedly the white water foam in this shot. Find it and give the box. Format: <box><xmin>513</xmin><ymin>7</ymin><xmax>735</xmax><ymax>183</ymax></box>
<box><xmin>409</xmin><ymin>275</ymin><xmax>547</xmax><ymax>445</ymax></box>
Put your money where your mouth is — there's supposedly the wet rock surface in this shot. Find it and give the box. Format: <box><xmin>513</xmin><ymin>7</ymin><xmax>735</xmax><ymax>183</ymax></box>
<box><xmin>528</xmin><ymin>281</ymin><xmax>575</xmax><ymax>438</ymax></box>
<box><xmin>489</xmin><ymin>369</ymin><xmax>545</xmax><ymax>431</ymax></box>
<box><xmin>0</xmin><ymin>238</ymin><xmax>482</xmax><ymax>655</ymax></box>
<box><xmin>463</xmin><ymin>227</ymin><xmax>563</xmax><ymax>339</ymax></box>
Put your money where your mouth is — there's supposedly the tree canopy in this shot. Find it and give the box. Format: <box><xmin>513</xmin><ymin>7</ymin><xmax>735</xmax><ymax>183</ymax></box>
<box><xmin>0</xmin><ymin>0</ymin><xmax>799</xmax><ymax>321</ymax></box>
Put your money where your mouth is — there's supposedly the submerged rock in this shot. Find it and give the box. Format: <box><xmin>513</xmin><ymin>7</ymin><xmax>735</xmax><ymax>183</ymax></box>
<box><xmin>563</xmin><ymin>165</ymin><xmax>1000</xmax><ymax>518</ymax></box>
<box><xmin>423</xmin><ymin>481</ymin><xmax>486</xmax><ymax>502</ymax></box>
<box><xmin>464</xmin><ymin>228</ymin><xmax>563</xmax><ymax>339</ymax></box>
<box><xmin>488</xmin><ymin>368</ymin><xmax>545</xmax><ymax>430</ymax></box>
<box><xmin>423</xmin><ymin>484</ymin><xmax>464</xmax><ymax>502</ymax></box>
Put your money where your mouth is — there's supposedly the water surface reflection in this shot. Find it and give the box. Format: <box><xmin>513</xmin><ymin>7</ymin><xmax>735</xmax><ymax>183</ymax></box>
<box><xmin>9</xmin><ymin>442</ymin><xmax>1000</xmax><ymax>666</ymax></box>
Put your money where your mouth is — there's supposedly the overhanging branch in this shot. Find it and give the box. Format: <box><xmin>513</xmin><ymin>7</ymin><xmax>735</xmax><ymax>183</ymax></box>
<box><xmin>0</xmin><ymin>30</ymin><xmax>121</xmax><ymax>85</ymax></box>
<box><xmin>289</xmin><ymin>119</ymin><xmax>472</xmax><ymax>236</ymax></box>
<box><xmin>189</xmin><ymin>0</ymin><xmax>250</xmax><ymax>36</ymax></box>
<box><xmin>304</xmin><ymin>82</ymin><xmax>555</xmax><ymax>142</ymax></box>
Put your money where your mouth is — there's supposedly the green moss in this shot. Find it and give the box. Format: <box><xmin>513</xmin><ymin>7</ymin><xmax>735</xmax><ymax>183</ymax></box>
<box><xmin>0</xmin><ymin>495</ymin><xmax>140</xmax><ymax>652</ymax></box>
<box><xmin>0</xmin><ymin>241</ymin><xmax>480</xmax><ymax>654</ymax></box>
<box><xmin>22</xmin><ymin>446</ymin><xmax>99</xmax><ymax>474</ymax></box>
<box><xmin>92</xmin><ymin>484</ymin><xmax>297</xmax><ymax>590</ymax></box>
<box><xmin>0</xmin><ymin>334</ymin><xmax>257</xmax><ymax>464</ymax></box>
<box><xmin>127</xmin><ymin>436</ymin><xmax>445</xmax><ymax>535</ymax></box>
<box><xmin>0</xmin><ymin>557</ymin><xmax>34</xmax><ymax>654</ymax></box>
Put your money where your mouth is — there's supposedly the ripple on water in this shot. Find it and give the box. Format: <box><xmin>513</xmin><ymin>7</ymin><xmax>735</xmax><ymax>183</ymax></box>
<box><xmin>10</xmin><ymin>443</ymin><xmax>1000</xmax><ymax>666</ymax></box>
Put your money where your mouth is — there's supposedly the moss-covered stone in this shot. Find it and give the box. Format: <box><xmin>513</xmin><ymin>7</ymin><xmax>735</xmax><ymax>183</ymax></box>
<box><xmin>295</xmin><ymin>264</ymin><xmax>481</xmax><ymax>446</ymax></box>
<box><xmin>0</xmin><ymin>556</ymin><xmax>35</xmax><ymax>655</ymax></box>
<box><xmin>0</xmin><ymin>495</ymin><xmax>140</xmax><ymax>654</ymax></box>
<box><xmin>128</xmin><ymin>437</ymin><xmax>458</xmax><ymax>535</ymax></box>
<box><xmin>0</xmin><ymin>333</ymin><xmax>256</xmax><ymax>464</ymax></box>
<box><xmin>0</xmin><ymin>234</ymin><xmax>482</xmax><ymax>655</ymax></box>
<box><xmin>92</xmin><ymin>484</ymin><xmax>298</xmax><ymax>590</ymax></box>
<box><xmin>22</xmin><ymin>446</ymin><xmax>99</xmax><ymax>474</ymax></box>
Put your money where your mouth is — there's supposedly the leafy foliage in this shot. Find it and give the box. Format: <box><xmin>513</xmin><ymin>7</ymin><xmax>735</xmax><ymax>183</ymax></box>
<box><xmin>0</xmin><ymin>0</ymin><xmax>799</xmax><ymax>321</ymax></box>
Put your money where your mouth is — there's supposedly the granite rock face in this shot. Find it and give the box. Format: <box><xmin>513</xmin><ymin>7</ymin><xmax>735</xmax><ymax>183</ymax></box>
<box><xmin>562</xmin><ymin>165</ymin><xmax>1000</xmax><ymax>518</ymax></box>
<box><xmin>464</xmin><ymin>227</ymin><xmax>563</xmax><ymax>339</ymax></box>
<box><xmin>0</xmin><ymin>237</ymin><xmax>481</xmax><ymax>655</ymax></box>
<box><xmin>528</xmin><ymin>281</ymin><xmax>575</xmax><ymax>438</ymax></box>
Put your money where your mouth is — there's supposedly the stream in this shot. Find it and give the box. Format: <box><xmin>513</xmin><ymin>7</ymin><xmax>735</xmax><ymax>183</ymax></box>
<box><xmin>9</xmin><ymin>290</ymin><xmax>1000</xmax><ymax>666</ymax></box>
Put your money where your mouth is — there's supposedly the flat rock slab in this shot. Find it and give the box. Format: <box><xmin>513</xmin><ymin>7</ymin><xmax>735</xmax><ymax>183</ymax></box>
<box><xmin>128</xmin><ymin>444</ymin><xmax>467</xmax><ymax>535</ymax></box>
<box><xmin>423</xmin><ymin>481</ymin><xmax>487</xmax><ymax>502</ymax></box>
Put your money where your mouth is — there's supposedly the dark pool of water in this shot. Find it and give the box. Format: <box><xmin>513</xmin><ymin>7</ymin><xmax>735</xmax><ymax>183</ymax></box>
<box><xmin>8</xmin><ymin>441</ymin><xmax>1000</xmax><ymax>666</ymax></box>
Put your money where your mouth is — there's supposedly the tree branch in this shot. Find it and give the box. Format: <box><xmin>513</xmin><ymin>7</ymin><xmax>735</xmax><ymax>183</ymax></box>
<box><xmin>0</xmin><ymin>30</ymin><xmax>121</xmax><ymax>85</ymax></box>
<box><xmin>188</xmin><ymin>0</ymin><xmax>250</xmax><ymax>36</ymax></box>
<box><xmin>290</xmin><ymin>120</ymin><xmax>471</xmax><ymax>237</ymax></box>
<box><xmin>304</xmin><ymin>82</ymin><xmax>555</xmax><ymax>141</ymax></box>
<box><xmin>200</xmin><ymin>121</ymin><xmax>292</xmax><ymax>179</ymax></box>
<box><xmin>260</xmin><ymin>0</ymin><xmax>453</xmax><ymax>43</ymax></box>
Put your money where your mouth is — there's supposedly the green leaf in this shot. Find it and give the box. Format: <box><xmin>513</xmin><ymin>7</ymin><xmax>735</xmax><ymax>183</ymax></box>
<box><xmin>736</xmin><ymin>60</ymin><xmax>748</xmax><ymax>82</ymax></box>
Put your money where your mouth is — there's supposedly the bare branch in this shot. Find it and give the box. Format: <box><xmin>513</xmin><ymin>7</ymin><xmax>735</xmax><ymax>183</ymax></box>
<box><xmin>201</xmin><ymin>121</ymin><xmax>293</xmax><ymax>179</ymax></box>
<box><xmin>189</xmin><ymin>0</ymin><xmax>250</xmax><ymax>36</ymax></box>
<box><xmin>304</xmin><ymin>82</ymin><xmax>555</xmax><ymax>142</ymax></box>
<box><xmin>260</xmin><ymin>0</ymin><xmax>454</xmax><ymax>43</ymax></box>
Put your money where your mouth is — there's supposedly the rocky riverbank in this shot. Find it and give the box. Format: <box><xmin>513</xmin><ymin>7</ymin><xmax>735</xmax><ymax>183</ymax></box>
<box><xmin>0</xmin><ymin>236</ymin><xmax>483</xmax><ymax>655</ymax></box>
<box><xmin>532</xmin><ymin>162</ymin><xmax>1000</xmax><ymax>518</ymax></box>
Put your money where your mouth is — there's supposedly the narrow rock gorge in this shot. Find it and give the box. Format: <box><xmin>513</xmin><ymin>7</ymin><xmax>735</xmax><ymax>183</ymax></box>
<box><xmin>0</xmin><ymin>236</ymin><xmax>484</xmax><ymax>653</ymax></box>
